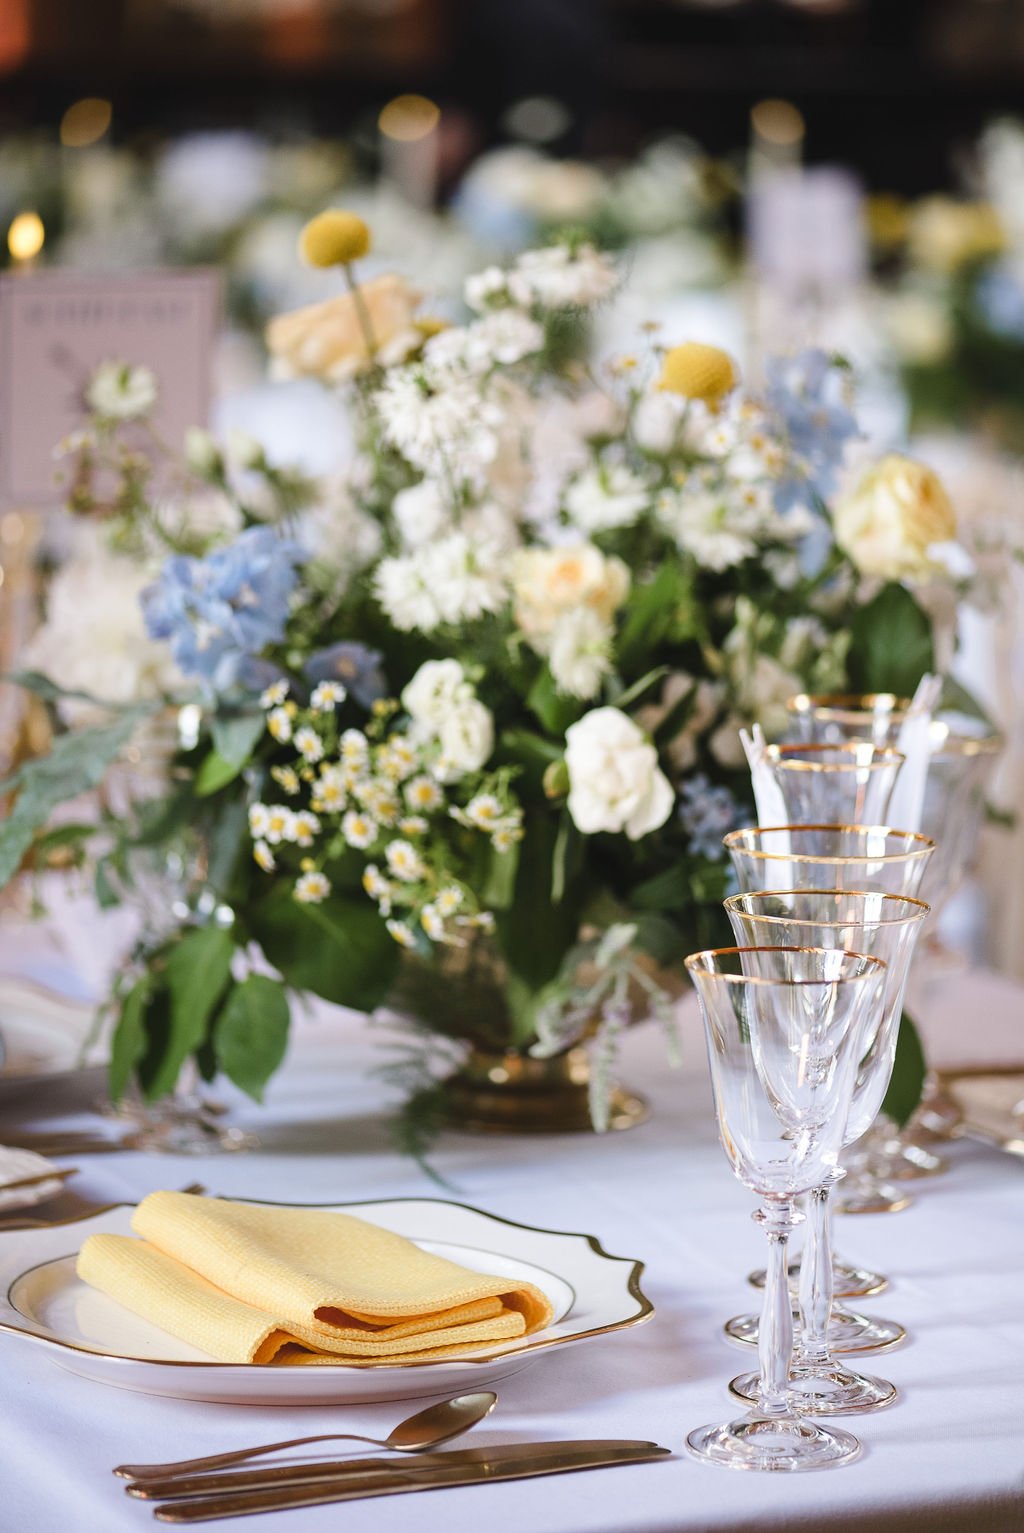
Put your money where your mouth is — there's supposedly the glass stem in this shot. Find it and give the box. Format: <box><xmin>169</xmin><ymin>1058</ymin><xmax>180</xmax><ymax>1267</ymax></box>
<box><xmin>796</xmin><ymin>1181</ymin><xmax>834</xmax><ymax>1367</ymax></box>
<box><xmin>754</xmin><ymin>1199</ymin><xmax>799</xmax><ymax>1417</ymax></box>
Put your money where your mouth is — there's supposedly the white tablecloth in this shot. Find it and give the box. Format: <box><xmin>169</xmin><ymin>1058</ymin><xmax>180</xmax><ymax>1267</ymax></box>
<box><xmin>3</xmin><ymin>1005</ymin><xmax>1023</xmax><ymax>1533</ymax></box>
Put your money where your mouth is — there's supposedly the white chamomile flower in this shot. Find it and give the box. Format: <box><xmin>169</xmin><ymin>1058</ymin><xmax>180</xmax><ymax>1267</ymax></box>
<box><xmin>385</xmin><ymin>839</ymin><xmax>426</xmax><ymax>882</ymax></box>
<box><xmin>271</xmin><ymin>765</ymin><xmax>301</xmax><ymax>795</ymax></box>
<box><xmin>295</xmin><ymin>870</ymin><xmax>330</xmax><ymax>904</ymax></box>
<box><xmin>398</xmin><ymin>815</ymin><xmax>429</xmax><ymax>836</ymax></box>
<box><xmin>491</xmin><ymin>825</ymin><xmax>523</xmax><ymax>853</ymax></box>
<box><xmin>340</xmin><ymin>729</ymin><xmax>370</xmax><ymax>769</ymax></box>
<box><xmin>366</xmin><ymin>783</ymin><xmax>401</xmax><ymax>825</ymax></box>
<box><xmin>263</xmin><ymin>805</ymin><xmax>293</xmax><ymax>845</ymax></box>
<box><xmin>464</xmin><ymin>793</ymin><xmax>503</xmax><ymax>830</ymax></box>
<box><xmin>260</xmin><ymin>680</ymin><xmax>289</xmax><ymax>709</ymax></box>
<box><xmin>436</xmin><ymin>886</ymin><xmax>464</xmax><ymax>916</ymax></box>
<box><xmin>248</xmin><ymin>803</ymin><xmax>271</xmax><ymax>838</ymax></box>
<box><xmin>420</xmin><ymin>904</ymin><xmax>446</xmax><ymax>941</ymax></box>
<box><xmin>294</xmin><ymin>726</ymin><xmax>324</xmax><ymax>763</ymax></box>
<box><xmin>405</xmin><ymin>775</ymin><xmax>443</xmax><ymax>812</ymax></box>
<box><xmin>386</xmin><ymin>918</ymin><xmax>418</xmax><ymax>949</ymax></box>
<box><xmin>312</xmin><ymin>767</ymin><xmax>346</xmax><ymax>812</ymax></box>
<box><xmin>460</xmin><ymin>910</ymin><xmax>496</xmax><ymax>932</ymax></box>
<box><xmin>378</xmin><ymin>736</ymin><xmax>416</xmax><ymax>781</ymax></box>
<box><xmin>342</xmin><ymin>811</ymin><xmax>378</xmax><ymax>850</ymax></box>
<box><xmin>363</xmin><ymin>864</ymin><xmax>392</xmax><ymax>901</ymax></box>
<box><xmin>310</xmin><ymin>680</ymin><xmax>347</xmax><ymax>710</ymax></box>
<box><xmin>253</xmin><ymin>840</ymin><xmax>275</xmax><ymax>872</ymax></box>
<box><xmin>267</xmin><ymin>707</ymin><xmax>293</xmax><ymax>743</ymax></box>
<box><xmin>291</xmin><ymin>810</ymin><xmax>321</xmax><ymax>848</ymax></box>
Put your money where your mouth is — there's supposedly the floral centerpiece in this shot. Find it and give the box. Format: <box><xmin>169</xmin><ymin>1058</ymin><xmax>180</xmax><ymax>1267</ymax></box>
<box><xmin>2</xmin><ymin>210</ymin><xmax>966</xmax><ymax>1140</ymax></box>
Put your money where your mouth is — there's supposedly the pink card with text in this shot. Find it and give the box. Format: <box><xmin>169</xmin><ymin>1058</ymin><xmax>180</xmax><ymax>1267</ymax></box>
<box><xmin>0</xmin><ymin>268</ymin><xmax>221</xmax><ymax>506</ymax></box>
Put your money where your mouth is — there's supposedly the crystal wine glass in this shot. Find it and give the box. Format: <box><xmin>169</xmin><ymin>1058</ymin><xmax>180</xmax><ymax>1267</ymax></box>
<box><xmin>761</xmin><ymin>743</ymin><xmax>904</xmax><ymax>826</ymax></box>
<box><xmin>725</xmin><ymin>825</ymin><xmax>935</xmax><ymax>1278</ymax></box>
<box><xmin>723</xmin><ymin>890</ymin><xmax>930</xmax><ymax>1413</ymax></box>
<box><xmin>685</xmin><ymin>945</ymin><xmax>887</xmax><ymax>1472</ymax></box>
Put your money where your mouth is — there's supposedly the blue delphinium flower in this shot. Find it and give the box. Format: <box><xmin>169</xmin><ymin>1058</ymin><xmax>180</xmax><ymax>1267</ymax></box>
<box><xmin>304</xmin><ymin>642</ymin><xmax>387</xmax><ymax>710</ymax></box>
<box><xmin>678</xmin><ymin>773</ymin><xmax>747</xmax><ymax>862</ymax></box>
<box><xmin>975</xmin><ymin>264</ymin><xmax>1024</xmax><ymax>341</ymax></box>
<box><xmin>764</xmin><ymin>349</ymin><xmax>860</xmax><ymax>513</ymax></box>
<box><xmin>142</xmin><ymin>526</ymin><xmax>303</xmax><ymax>690</ymax></box>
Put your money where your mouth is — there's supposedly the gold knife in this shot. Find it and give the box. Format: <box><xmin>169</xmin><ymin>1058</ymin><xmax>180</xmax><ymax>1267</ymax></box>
<box><xmin>152</xmin><ymin>1444</ymin><xmax>672</xmax><ymax>1522</ymax></box>
<box><xmin>129</xmin><ymin>1440</ymin><xmax>666</xmax><ymax>1501</ymax></box>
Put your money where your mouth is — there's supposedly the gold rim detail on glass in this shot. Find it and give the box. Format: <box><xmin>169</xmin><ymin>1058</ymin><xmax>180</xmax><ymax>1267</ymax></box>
<box><xmin>722</xmin><ymin>892</ymin><xmax>931</xmax><ymax>927</ymax></box>
<box><xmin>763</xmin><ymin>743</ymin><xmax>906</xmax><ymax>773</ymax></box>
<box><xmin>684</xmin><ymin>945</ymin><xmax>888</xmax><ymax>985</ymax></box>
<box><xmin>722</xmin><ymin>825</ymin><xmax>937</xmax><ymax>864</ymax></box>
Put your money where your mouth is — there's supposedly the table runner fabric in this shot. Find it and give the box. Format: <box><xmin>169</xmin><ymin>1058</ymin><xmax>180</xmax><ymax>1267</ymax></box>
<box><xmin>4</xmin><ymin>989</ymin><xmax>1024</xmax><ymax>1531</ymax></box>
<box><xmin>76</xmin><ymin>1191</ymin><xmax>551</xmax><ymax>1363</ymax></box>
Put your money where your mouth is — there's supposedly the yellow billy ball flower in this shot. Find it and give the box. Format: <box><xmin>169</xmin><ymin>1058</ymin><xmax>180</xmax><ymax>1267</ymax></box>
<box><xmin>658</xmin><ymin>341</ymin><xmax>737</xmax><ymax>402</ymax></box>
<box><xmin>299</xmin><ymin>210</ymin><xmax>371</xmax><ymax>268</ymax></box>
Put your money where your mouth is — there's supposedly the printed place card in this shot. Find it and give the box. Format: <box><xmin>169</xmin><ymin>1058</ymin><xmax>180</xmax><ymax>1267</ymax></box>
<box><xmin>0</xmin><ymin>268</ymin><xmax>221</xmax><ymax>506</ymax></box>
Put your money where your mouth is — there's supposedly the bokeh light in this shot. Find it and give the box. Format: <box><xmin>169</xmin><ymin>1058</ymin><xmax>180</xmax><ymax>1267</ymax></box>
<box><xmin>7</xmin><ymin>212</ymin><xmax>45</xmax><ymax>261</ymax></box>
<box><xmin>750</xmin><ymin>98</ymin><xmax>806</xmax><ymax>147</ymax></box>
<box><xmin>378</xmin><ymin>94</ymin><xmax>441</xmax><ymax>143</ymax></box>
<box><xmin>60</xmin><ymin>98</ymin><xmax>113</xmax><ymax>148</ymax></box>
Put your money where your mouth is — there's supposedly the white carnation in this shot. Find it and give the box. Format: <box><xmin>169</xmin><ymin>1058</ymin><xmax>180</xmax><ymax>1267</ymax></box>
<box><xmin>548</xmin><ymin>606</ymin><xmax>612</xmax><ymax>700</ymax></box>
<box><xmin>564</xmin><ymin>463</ymin><xmax>649</xmax><ymax>533</ymax></box>
<box><xmin>508</xmin><ymin>244</ymin><xmax>617</xmax><ymax>309</ymax></box>
<box><xmin>402</xmin><ymin>659</ymin><xmax>470</xmax><ymax>727</ymax></box>
<box><xmin>436</xmin><ymin>699</ymin><xmax>495</xmax><ymax>781</ymax></box>
<box><xmin>392</xmin><ymin>479</ymin><xmax>449</xmax><ymax>549</ymax></box>
<box><xmin>376</xmin><ymin>533</ymin><xmax>507</xmax><ymax>633</ymax></box>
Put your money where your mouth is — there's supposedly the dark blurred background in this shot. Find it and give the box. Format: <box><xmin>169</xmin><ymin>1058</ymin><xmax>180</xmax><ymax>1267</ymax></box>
<box><xmin>3</xmin><ymin>0</ymin><xmax>1024</xmax><ymax>194</ymax></box>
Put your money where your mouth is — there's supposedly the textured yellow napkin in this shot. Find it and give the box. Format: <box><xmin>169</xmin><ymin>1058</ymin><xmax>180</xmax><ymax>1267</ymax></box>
<box><xmin>76</xmin><ymin>1192</ymin><xmax>554</xmax><ymax>1366</ymax></box>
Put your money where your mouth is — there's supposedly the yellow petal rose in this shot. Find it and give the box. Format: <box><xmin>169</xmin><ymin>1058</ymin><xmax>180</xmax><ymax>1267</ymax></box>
<box><xmin>512</xmin><ymin>546</ymin><xmax>630</xmax><ymax>641</ymax></box>
<box><xmin>265</xmin><ymin>273</ymin><xmax>423</xmax><ymax>383</ymax></box>
<box><xmin>658</xmin><ymin>341</ymin><xmax>737</xmax><ymax>401</ymax></box>
<box><xmin>299</xmin><ymin>209</ymin><xmax>371</xmax><ymax>267</ymax></box>
<box><xmin>834</xmin><ymin>455</ymin><xmax>956</xmax><ymax>581</ymax></box>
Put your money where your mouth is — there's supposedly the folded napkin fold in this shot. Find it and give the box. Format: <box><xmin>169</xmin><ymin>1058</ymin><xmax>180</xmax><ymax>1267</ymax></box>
<box><xmin>76</xmin><ymin>1192</ymin><xmax>554</xmax><ymax>1367</ymax></box>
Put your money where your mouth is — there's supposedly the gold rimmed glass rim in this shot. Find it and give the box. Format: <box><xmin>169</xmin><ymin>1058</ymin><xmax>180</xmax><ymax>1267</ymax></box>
<box><xmin>763</xmin><ymin>742</ymin><xmax>905</xmax><ymax>773</ymax></box>
<box><xmin>723</xmin><ymin>890</ymin><xmax>931</xmax><ymax>926</ymax></box>
<box><xmin>928</xmin><ymin>729</ymin><xmax>1003</xmax><ymax>759</ymax></box>
<box><xmin>787</xmin><ymin>692</ymin><xmax>914</xmax><ymax>725</ymax></box>
<box><xmin>684</xmin><ymin>945</ymin><xmax>888</xmax><ymax>985</ymax></box>
<box><xmin>722</xmin><ymin>825</ymin><xmax>937</xmax><ymax>863</ymax></box>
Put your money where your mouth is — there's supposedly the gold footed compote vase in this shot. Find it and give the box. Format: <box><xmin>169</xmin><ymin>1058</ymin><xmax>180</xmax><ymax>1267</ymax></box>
<box><xmin>685</xmin><ymin>944</ymin><xmax>886</xmax><ymax>1471</ymax></box>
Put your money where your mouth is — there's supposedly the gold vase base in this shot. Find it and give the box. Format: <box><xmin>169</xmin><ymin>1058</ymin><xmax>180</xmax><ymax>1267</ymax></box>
<box><xmin>441</xmin><ymin>1046</ymin><xmax>650</xmax><ymax>1135</ymax></box>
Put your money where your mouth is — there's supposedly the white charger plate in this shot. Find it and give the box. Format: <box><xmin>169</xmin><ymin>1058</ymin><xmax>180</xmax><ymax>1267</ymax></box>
<box><xmin>0</xmin><ymin>1197</ymin><xmax>653</xmax><ymax>1404</ymax></box>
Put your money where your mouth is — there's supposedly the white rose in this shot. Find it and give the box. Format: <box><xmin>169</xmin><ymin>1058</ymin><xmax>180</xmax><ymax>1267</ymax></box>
<box><xmin>436</xmin><ymin>699</ymin><xmax>494</xmax><ymax>782</ymax></box>
<box><xmin>226</xmin><ymin>428</ymin><xmax>265</xmax><ymax>472</ymax></box>
<box><xmin>401</xmin><ymin>659</ymin><xmax>470</xmax><ymax>729</ymax></box>
<box><xmin>565</xmin><ymin>707</ymin><xmax>674</xmax><ymax>841</ymax></box>
<box><xmin>834</xmin><ymin>454</ymin><xmax>957</xmax><ymax>581</ymax></box>
<box><xmin>184</xmin><ymin>426</ymin><xmax>222</xmax><ymax>477</ymax></box>
<box><xmin>86</xmin><ymin>359</ymin><xmax>158</xmax><ymax>421</ymax></box>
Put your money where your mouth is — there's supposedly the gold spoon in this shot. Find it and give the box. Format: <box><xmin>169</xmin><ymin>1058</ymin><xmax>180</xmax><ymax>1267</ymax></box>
<box><xmin>114</xmin><ymin>1393</ymin><xmax>499</xmax><ymax>1482</ymax></box>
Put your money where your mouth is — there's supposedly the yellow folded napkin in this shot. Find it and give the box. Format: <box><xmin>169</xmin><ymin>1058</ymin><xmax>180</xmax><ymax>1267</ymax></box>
<box><xmin>76</xmin><ymin>1192</ymin><xmax>554</xmax><ymax>1367</ymax></box>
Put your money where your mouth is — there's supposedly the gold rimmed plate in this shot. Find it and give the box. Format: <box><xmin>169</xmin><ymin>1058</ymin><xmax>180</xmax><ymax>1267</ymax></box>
<box><xmin>0</xmin><ymin>1197</ymin><xmax>653</xmax><ymax>1404</ymax></box>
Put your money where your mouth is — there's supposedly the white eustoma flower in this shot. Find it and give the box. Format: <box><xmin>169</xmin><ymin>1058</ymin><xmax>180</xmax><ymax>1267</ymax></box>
<box><xmin>548</xmin><ymin>606</ymin><xmax>612</xmax><ymax>700</ymax></box>
<box><xmin>565</xmin><ymin>707</ymin><xmax>674</xmax><ymax>841</ymax></box>
<box><xmin>436</xmin><ymin>699</ymin><xmax>495</xmax><ymax>781</ymax></box>
<box><xmin>86</xmin><ymin>359</ymin><xmax>158</xmax><ymax>420</ymax></box>
<box><xmin>184</xmin><ymin>426</ymin><xmax>223</xmax><ymax>477</ymax></box>
<box><xmin>632</xmin><ymin>390</ymin><xmax>686</xmax><ymax>455</ymax></box>
<box><xmin>464</xmin><ymin>266</ymin><xmax>509</xmax><ymax>312</ymax></box>
<box><xmin>401</xmin><ymin>659</ymin><xmax>470</xmax><ymax>727</ymax></box>
<box><xmin>657</xmin><ymin>486</ymin><xmax>757</xmax><ymax>571</ymax></box>
<box><xmin>564</xmin><ymin>463</ymin><xmax>649</xmax><ymax>533</ymax></box>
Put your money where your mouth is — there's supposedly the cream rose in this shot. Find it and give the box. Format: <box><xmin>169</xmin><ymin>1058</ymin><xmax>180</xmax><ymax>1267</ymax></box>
<box><xmin>834</xmin><ymin>455</ymin><xmax>956</xmax><ymax>581</ymax></box>
<box><xmin>565</xmin><ymin>707</ymin><xmax>674</xmax><ymax>841</ymax></box>
<box><xmin>436</xmin><ymin>699</ymin><xmax>495</xmax><ymax>782</ymax></box>
<box><xmin>513</xmin><ymin>545</ymin><xmax>630</xmax><ymax>643</ymax></box>
<box><xmin>266</xmin><ymin>273</ymin><xmax>423</xmax><ymax>383</ymax></box>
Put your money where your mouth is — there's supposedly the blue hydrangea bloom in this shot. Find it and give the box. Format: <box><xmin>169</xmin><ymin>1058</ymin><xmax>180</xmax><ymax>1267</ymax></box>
<box><xmin>678</xmin><ymin>773</ymin><xmax>748</xmax><ymax>862</ymax></box>
<box><xmin>141</xmin><ymin>527</ymin><xmax>303</xmax><ymax>690</ymax></box>
<box><xmin>304</xmin><ymin>642</ymin><xmax>387</xmax><ymax>710</ymax></box>
<box><xmin>764</xmin><ymin>349</ymin><xmax>860</xmax><ymax>513</ymax></box>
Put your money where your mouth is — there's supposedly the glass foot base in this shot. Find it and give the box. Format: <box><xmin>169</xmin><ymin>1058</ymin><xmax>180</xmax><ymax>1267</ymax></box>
<box><xmin>834</xmin><ymin>1179</ymin><xmax>912</xmax><ymax>1216</ymax></box>
<box><xmin>725</xmin><ymin>1304</ymin><xmax>906</xmax><ymax>1355</ymax></box>
<box><xmin>885</xmin><ymin>1142</ymin><xmax>948</xmax><ymax>1180</ymax></box>
<box><xmin>686</xmin><ymin>1412</ymin><xmax>860</xmax><ymax>1472</ymax></box>
<box><xmin>729</xmin><ymin>1364</ymin><xmax>898</xmax><ymax>1416</ymax></box>
<box><xmin>748</xmin><ymin>1254</ymin><xmax>889</xmax><ymax>1299</ymax></box>
<box><xmin>106</xmin><ymin>1096</ymin><xmax>258</xmax><ymax>1155</ymax></box>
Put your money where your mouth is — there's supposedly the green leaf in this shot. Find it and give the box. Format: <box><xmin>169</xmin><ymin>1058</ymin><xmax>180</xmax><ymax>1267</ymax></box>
<box><xmin>94</xmin><ymin>858</ymin><xmax>120</xmax><ymax>909</ymax></box>
<box><xmin>617</xmin><ymin>562</ymin><xmax>695</xmax><ymax>671</ymax></box>
<box><xmin>195</xmin><ymin>750</ymin><xmax>244</xmax><ymax>797</ymax></box>
<box><xmin>611</xmin><ymin>666</ymin><xmax>668</xmax><ymax>712</ymax></box>
<box><xmin>526</xmin><ymin>666</ymin><xmax>583</xmax><ymax>736</ymax></box>
<box><xmin>214</xmin><ymin>976</ymin><xmax>290</xmax><ymax>1102</ymax></box>
<box><xmin>0</xmin><ymin>705</ymin><xmax>155</xmax><ymax>888</ymax></box>
<box><xmin>847</xmin><ymin>584</ymin><xmax>935</xmax><ymax>698</ymax></box>
<box><xmin>4</xmin><ymin>670</ymin><xmax>141</xmax><ymax>712</ymax></box>
<box><xmin>211</xmin><ymin>711</ymin><xmax>265</xmax><ymax>769</ymax></box>
<box><xmin>881</xmin><ymin>1010</ymin><xmax>927</xmax><ymax>1128</ymax></box>
<box><xmin>631</xmin><ymin>861</ymin><xmax>695</xmax><ymax>912</ymax></box>
<box><xmin>108</xmin><ymin>975</ymin><xmax>154</xmax><ymax>1101</ymax></box>
<box><xmin>144</xmin><ymin>927</ymin><xmax>235</xmax><ymax>1100</ymax></box>
<box><xmin>495</xmin><ymin>808</ymin><xmax>583</xmax><ymax>990</ymax></box>
<box><xmin>481</xmin><ymin>837</ymin><xmax>521</xmax><ymax>910</ymax></box>
<box><xmin>248</xmin><ymin>887</ymin><xmax>399</xmax><ymax>1010</ymax></box>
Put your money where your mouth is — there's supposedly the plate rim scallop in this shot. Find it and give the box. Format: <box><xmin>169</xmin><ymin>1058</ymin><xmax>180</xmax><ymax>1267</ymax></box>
<box><xmin>0</xmin><ymin>1193</ymin><xmax>655</xmax><ymax>1371</ymax></box>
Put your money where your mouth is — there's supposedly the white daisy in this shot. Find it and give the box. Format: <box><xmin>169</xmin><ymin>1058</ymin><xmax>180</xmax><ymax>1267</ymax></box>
<box><xmin>310</xmin><ymin>680</ymin><xmax>347</xmax><ymax>710</ymax></box>
<box><xmin>386</xmin><ymin>918</ymin><xmax>418</xmax><ymax>948</ymax></box>
<box><xmin>295</xmin><ymin>870</ymin><xmax>330</xmax><ymax>904</ymax></box>
<box><xmin>267</xmin><ymin>707</ymin><xmax>293</xmax><ymax>743</ymax></box>
<box><xmin>342</xmin><ymin>811</ymin><xmax>378</xmax><ymax>850</ymax></box>
<box><xmin>294</xmin><ymin>726</ymin><xmax>324</xmax><ymax>763</ymax></box>
<box><xmin>385</xmin><ymin>839</ymin><xmax>426</xmax><ymax>882</ymax></box>
<box><xmin>405</xmin><ymin>775</ymin><xmax>443</xmax><ymax>812</ymax></box>
<box><xmin>260</xmin><ymin>679</ymin><xmax>289</xmax><ymax>709</ymax></box>
<box><xmin>253</xmin><ymin>840</ymin><xmax>275</xmax><ymax>872</ymax></box>
<box><xmin>291</xmin><ymin>810</ymin><xmax>321</xmax><ymax>848</ymax></box>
